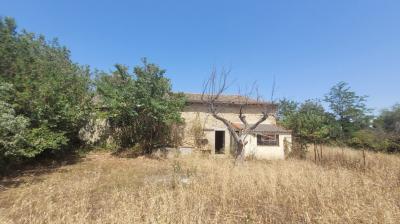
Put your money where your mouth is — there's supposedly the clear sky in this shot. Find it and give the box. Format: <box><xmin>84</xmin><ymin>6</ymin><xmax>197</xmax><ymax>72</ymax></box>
<box><xmin>1</xmin><ymin>0</ymin><xmax>399</xmax><ymax>112</ymax></box>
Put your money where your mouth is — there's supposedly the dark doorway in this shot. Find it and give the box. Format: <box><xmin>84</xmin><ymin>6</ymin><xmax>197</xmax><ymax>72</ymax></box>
<box><xmin>215</xmin><ymin>131</ymin><xmax>225</xmax><ymax>154</ymax></box>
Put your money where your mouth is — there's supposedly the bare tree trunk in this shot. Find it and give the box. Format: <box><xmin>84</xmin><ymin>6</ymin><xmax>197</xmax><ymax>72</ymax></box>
<box><xmin>201</xmin><ymin>67</ymin><xmax>272</xmax><ymax>165</ymax></box>
<box><xmin>235</xmin><ymin>142</ymin><xmax>245</xmax><ymax>164</ymax></box>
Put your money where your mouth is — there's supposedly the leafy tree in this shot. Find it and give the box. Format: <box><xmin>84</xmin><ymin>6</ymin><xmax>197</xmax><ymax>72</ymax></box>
<box><xmin>348</xmin><ymin>130</ymin><xmax>380</xmax><ymax>150</ymax></box>
<box><xmin>0</xmin><ymin>17</ymin><xmax>93</xmax><ymax>167</ymax></box>
<box><xmin>278</xmin><ymin>99</ymin><xmax>337</xmax><ymax>159</ymax></box>
<box><xmin>0</xmin><ymin>84</ymin><xmax>29</xmax><ymax>167</ymax></box>
<box><xmin>296</xmin><ymin>100</ymin><xmax>336</xmax><ymax>161</ymax></box>
<box><xmin>324</xmin><ymin>82</ymin><xmax>371</xmax><ymax>139</ymax></box>
<box><xmin>369</xmin><ymin>104</ymin><xmax>400</xmax><ymax>153</ymax></box>
<box><xmin>374</xmin><ymin>104</ymin><xmax>400</xmax><ymax>134</ymax></box>
<box><xmin>277</xmin><ymin>98</ymin><xmax>299</xmax><ymax>127</ymax></box>
<box><xmin>278</xmin><ymin>99</ymin><xmax>335</xmax><ymax>143</ymax></box>
<box><xmin>96</xmin><ymin>59</ymin><xmax>185</xmax><ymax>153</ymax></box>
<box><xmin>296</xmin><ymin>100</ymin><xmax>332</xmax><ymax>144</ymax></box>
<box><xmin>95</xmin><ymin>64</ymin><xmax>137</xmax><ymax>147</ymax></box>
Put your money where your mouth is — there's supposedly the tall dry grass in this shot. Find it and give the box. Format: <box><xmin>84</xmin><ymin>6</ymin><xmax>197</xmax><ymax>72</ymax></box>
<box><xmin>1</xmin><ymin>147</ymin><xmax>400</xmax><ymax>223</ymax></box>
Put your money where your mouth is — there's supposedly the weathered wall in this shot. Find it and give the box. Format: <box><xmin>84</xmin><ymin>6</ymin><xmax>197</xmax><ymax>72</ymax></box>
<box><xmin>182</xmin><ymin>103</ymin><xmax>276</xmax><ymax>127</ymax></box>
<box><xmin>244</xmin><ymin>134</ymin><xmax>292</xmax><ymax>159</ymax></box>
<box><xmin>181</xmin><ymin>103</ymin><xmax>277</xmax><ymax>155</ymax></box>
<box><xmin>79</xmin><ymin>103</ymin><xmax>291</xmax><ymax>160</ymax></box>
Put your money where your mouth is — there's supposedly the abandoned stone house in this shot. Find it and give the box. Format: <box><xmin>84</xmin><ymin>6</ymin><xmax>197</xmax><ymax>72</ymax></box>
<box><xmin>80</xmin><ymin>93</ymin><xmax>292</xmax><ymax>159</ymax></box>
<box><xmin>180</xmin><ymin>93</ymin><xmax>292</xmax><ymax>159</ymax></box>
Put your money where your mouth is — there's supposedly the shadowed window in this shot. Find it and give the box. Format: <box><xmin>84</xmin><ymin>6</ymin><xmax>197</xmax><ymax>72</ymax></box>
<box><xmin>257</xmin><ymin>134</ymin><xmax>279</xmax><ymax>146</ymax></box>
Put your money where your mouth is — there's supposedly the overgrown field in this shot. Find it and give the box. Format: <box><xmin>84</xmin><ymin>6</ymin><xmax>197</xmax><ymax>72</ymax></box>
<box><xmin>1</xmin><ymin>147</ymin><xmax>400</xmax><ymax>223</ymax></box>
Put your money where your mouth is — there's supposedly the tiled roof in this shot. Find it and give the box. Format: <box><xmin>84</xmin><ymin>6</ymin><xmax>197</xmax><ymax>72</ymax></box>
<box><xmin>184</xmin><ymin>93</ymin><xmax>275</xmax><ymax>106</ymax></box>
<box><xmin>232</xmin><ymin>123</ymin><xmax>291</xmax><ymax>134</ymax></box>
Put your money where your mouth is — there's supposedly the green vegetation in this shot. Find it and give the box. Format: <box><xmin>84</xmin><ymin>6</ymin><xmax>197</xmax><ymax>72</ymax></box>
<box><xmin>95</xmin><ymin>59</ymin><xmax>185</xmax><ymax>153</ymax></box>
<box><xmin>375</xmin><ymin>104</ymin><xmax>400</xmax><ymax>134</ymax></box>
<box><xmin>0</xmin><ymin>17</ymin><xmax>184</xmax><ymax>171</ymax></box>
<box><xmin>278</xmin><ymin>99</ymin><xmax>338</xmax><ymax>158</ymax></box>
<box><xmin>1</xmin><ymin>16</ymin><xmax>399</xmax><ymax>173</ymax></box>
<box><xmin>278</xmin><ymin>82</ymin><xmax>400</xmax><ymax>154</ymax></box>
<box><xmin>324</xmin><ymin>82</ymin><xmax>371</xmax><ymax>139</ymax></box>
<box><xmin>0</xmin><ymin>17</ymin><xmax>93</xmax><ymax>171</ymax></box>
<box><xmin>279</xmin><ymin>99</ymin><xmax>335</xmax><ymax>144</ymax></box>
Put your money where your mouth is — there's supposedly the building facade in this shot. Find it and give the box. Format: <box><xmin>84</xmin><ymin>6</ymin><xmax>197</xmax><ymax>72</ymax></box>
<box><xmin>180</xmin><ymin>94</ymin><xmax>292</xmax><ymax>159</ymax></box>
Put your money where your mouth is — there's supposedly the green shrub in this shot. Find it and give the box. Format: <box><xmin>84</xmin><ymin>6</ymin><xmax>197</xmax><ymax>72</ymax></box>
<box><xmin>0</xmin><ymin>17</ymin><xmax>93</xmax><ymax>169</ymax></box>
<box><xmin>348</xmin><ymin>129</ymin><xmax>400</xmax><ymax>152</ymax></box>
<box><xmin>95</xmin><ymin>59</ymin><xmax>185</xmax><ymax>153</ymax></box>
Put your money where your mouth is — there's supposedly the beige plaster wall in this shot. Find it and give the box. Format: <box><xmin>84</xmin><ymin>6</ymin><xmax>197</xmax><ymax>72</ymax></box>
<box><xmin>181</xmin><ymin>103</ymin><xmax>277</xmax><ymax>155</ymax></box>
<box><xmin>244</xmin><ymin>134</ymin><xmax>292</xmax><ymax>159</ymax></box>
<box><xmin>182</xmin><ymin>104</ymin><xmax>276</xmax><ymax>127</ymax></box>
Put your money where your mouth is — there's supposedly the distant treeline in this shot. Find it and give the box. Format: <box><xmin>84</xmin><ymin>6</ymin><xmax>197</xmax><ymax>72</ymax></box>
<box><xmin>1</xmin><ymin>17</ymin><xmax>399</xmax><ymax>172</ymax></box>
<box><xmin>277</xmin><ymin>83</ymin><xmax>400</xmax><ymax>155</ymax></box>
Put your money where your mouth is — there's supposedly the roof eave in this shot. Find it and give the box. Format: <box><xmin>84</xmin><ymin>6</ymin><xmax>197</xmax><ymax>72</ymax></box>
<box><xmin>186</xmin><ymin>101</ymin><xmax>277</xmax><ymax>107</ymax></box>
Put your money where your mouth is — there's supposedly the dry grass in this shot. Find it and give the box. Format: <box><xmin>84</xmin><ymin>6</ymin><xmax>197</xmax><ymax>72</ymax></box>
<box><xmin>1</xmin><ymin>147</ymin><xmax>400</xmax><ymax>223</ymax></box>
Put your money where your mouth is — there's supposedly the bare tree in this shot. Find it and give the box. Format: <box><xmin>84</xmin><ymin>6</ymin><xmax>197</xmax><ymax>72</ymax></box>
<box><xmin>201</xmin><ymin>68</ymin><xmax>274</xmax><ymax>162</ymax></box>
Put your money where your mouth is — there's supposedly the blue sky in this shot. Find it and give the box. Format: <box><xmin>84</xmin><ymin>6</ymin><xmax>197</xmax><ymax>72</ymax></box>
<box><xmin>1</xmin><ymin>0</ymin><xmax>399</xmax><ymax>112</ymax></box>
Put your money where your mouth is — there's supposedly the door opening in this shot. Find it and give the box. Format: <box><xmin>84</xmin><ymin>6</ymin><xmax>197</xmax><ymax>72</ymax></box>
<box><xmin>215</xmin><ymin>131</ymin><xmax>225</xmax><ymax>154</ymax></box>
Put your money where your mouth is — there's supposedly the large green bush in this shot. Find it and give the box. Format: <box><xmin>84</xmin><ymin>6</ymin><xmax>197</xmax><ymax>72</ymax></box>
<box><xmin>0</xmin><ymin>17</ymin><xmax>93</xmax><ymax>169</ymax></box>
<box><xmin>0</xmin><ymin>97</ymin><xmax>29</xmax><ymax>158</ymax></box>
<box><xmin>375</xmin><ymin>104</ymin><xmax>400</xmax><ymax>134</ymax></box>
<box><xmin>278</xmin><ymin>99</ymin><xmax>338</xmax><ymax>145</ymax></box>
<box><xmin>95</xmin><ymin>59</ymin><xmax>185</xmax><ymax>153</ymax></box>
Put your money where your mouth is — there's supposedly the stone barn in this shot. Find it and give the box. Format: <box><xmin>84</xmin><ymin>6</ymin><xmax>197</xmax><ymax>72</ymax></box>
<box><xmin>180</xmin><ymin>93</ymin><xmax>292</xmax><ymax>159</ymax></box>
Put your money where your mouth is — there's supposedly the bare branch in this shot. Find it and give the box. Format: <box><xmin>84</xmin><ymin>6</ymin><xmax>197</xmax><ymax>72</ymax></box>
<box><xmin>201</xmin><ymin>66</ymin><xmax>275</xmax><ymax>162</ymax></box>
<box><xmin>210</xmin><ymin>111</ymin><xmax>240</xmax><ymax>143</ymax></box>
<box><xmin>270</xmin><ymin>75</ymin><xmax>276</xmax><ymax>103</ymax></box>
<box><xmin>201</xmin><ymin>66</ymin><xmax>231</xmax><ymax>105</ymax></box>
<box><xmin>239</xmin><ymin>105</ymin><xmax>248</xmax><ymax>127</ymax></box>
<box><xmin>247</xmin><ymin>114</ymin><xmax>268</xmax><ymax>133</ymax></box>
